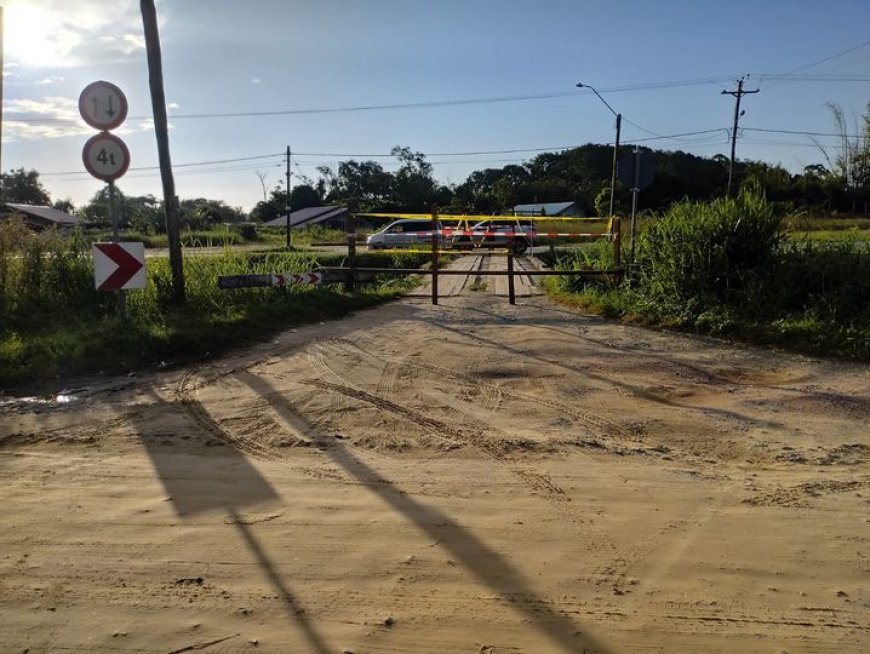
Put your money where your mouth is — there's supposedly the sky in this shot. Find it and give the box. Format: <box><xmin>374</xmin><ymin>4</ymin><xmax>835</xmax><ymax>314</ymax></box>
<box><xmin>2</xmin><ymin>0</ymin><xmax>869</xmax><ymax>211</ymax></box>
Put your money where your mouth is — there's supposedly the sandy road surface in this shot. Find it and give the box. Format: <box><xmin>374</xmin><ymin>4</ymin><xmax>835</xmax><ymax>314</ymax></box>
<box><xmin>1</xmin><ymin>254</ymin><xmax>868</xmax><ymax>653</ymax></box>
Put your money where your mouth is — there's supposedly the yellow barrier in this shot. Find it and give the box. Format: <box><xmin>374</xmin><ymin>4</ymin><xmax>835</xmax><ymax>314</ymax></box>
<box><xmin>358</xmin><ymin>212</ymin><xmax>610</xmax><ymax>223</ymax></box>
<box><xmin>365</xmin><ymin>248</ymin><xmax>510</xmax><ymax>255</ymax></box>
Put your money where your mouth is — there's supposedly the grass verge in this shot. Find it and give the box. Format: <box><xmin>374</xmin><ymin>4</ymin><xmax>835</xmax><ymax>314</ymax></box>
<box><xmin>541</xmin><ymin>194</ymin><xmax>870</xmax><ymax>361</ymax></box>
<box><xmin>0</xmin><ymin>220</ymin><xmax>428</xmax><ymax>389</ymax></box>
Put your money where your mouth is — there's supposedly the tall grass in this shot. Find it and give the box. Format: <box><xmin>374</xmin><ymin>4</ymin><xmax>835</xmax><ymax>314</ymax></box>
<box><xmin>542</xmin><ymin>192</ymin><xmax>870</xmax><ymax>359</ymax></box>
<box><xmin>1</xmin><ymin>216</ymin><xmax>108</xmax><ymax>332</ymax></box>
<box><xmin>0</xmin><ymin>219</ymin><xmax>428</xmax><ymax>386</ymax></box>
<box><xmin>634</xmin><ymin>191</ymin><xmax>782</xmax><ymax>320</ymax></box>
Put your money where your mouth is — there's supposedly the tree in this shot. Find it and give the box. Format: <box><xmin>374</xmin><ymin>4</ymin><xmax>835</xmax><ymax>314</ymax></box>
<box><xmin>1</xmin><ymin>168</ymin><xmax>51</xmax><ymax>205</ymax></box>
<box><xmin>250</xmin><ymin>182</ymin><xmax>288</xmax><ymax>223</ymax></box>
<box><xmin>53</xmin><ymin>198</ymin><xmax>75</xmax><ymax>214</ymax></box>
<box><xmin>80</xmin><ymin>186</ymin><xmax>126</xmax><ymax>228</ymax></box>
<box><xmin>178</xmin><ymin>198</ymin><xmax>244</xmax><ymax>230</ymax></box>
<box><xmin>316</xmin><ymin>160</ymin><xmax>392</xmax><ymax>209</ymax></box>
<box><xmin>80</xmin><ymin>188</ymin><xmax>168</xmax><ymax>232</ymax></box>
<box><xmin>290</xmin><ymin>184</ymin><xmax>321</xmax><ymax>210</ymax></box>
<box><xmin>390</xmin><ymin>146</ymin><xmax>436</xmax><ymax>211</ymax></box>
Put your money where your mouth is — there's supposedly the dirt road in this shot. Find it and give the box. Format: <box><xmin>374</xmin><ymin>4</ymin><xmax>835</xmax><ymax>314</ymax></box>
<box><xmin>1</xmin><ymin>255</ymin><xmax>868</xmax><ymax>653</ymax></box>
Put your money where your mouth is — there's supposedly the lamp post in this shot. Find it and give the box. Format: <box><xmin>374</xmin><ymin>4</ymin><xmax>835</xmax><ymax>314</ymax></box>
<box><xmin>576</xmin><ymin>82</ymin><xmax>621</xmax><ymax>217</ymax></box>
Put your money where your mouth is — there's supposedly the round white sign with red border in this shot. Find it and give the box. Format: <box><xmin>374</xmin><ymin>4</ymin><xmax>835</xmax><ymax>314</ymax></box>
<box><xmin>82</xmin><ymin>132</ymin><xmax>131</xmax><ymax>182</ymax></box>
<box><xmin>79</xmin><ymin>80</ymin><xmax>128</xmax><ymax>131</ymax></box>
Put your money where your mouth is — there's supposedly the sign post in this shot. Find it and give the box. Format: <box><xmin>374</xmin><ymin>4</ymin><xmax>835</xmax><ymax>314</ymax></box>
<box><xmin>80</xmin><ymin>81</ymin><xmax>138</xmax><ymax>318</ymax></box>
<box><xmin>618</xmin><ymin>149</ymin><xmax>655</xmax><ymax>275</ymax></box>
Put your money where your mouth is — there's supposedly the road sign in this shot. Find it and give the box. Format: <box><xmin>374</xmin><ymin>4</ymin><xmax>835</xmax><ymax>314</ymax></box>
<box><xmin>93</xmin><ymin>242</ymin><xmax>146</xmax><ymax>291</ymax></box>
<box><xmin>275</xmin><ymin>272</ymin><xmax>322</xmax><ymax>286</ymax></box>
<box><xmin>618</xmin><ymin>151</ymin><xmax>655</xmax><ymax>191</ymax></box>
<box><xmin>82</xmin><ymin>132</ymin><xmax>131</xmax><ymax>182</ymax></box>
<box><xmin>79</xmin><ymin>81</ymin><xmax>128</xmax><ymax>131</ymax></box>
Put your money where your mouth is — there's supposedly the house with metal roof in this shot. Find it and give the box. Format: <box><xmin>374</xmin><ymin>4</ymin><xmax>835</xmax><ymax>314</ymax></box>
<box><xmin>512</xmin><ymin>201</ymin><xmax>584</xmax><ymax>217</ymax></box>
<box><xmin>263</xmin><ymin>205</ymin><xmax>348</xmax><ymax>229</ymax></box>
<box><xmin>3</xmin><ymin>203</ymin><xmax>81</xmax><ymax>231</ymax></box>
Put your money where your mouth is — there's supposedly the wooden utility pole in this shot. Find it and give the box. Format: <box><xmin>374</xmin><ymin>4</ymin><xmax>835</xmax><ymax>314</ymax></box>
<box><xmin>722</xmin><ymin>77</ymin><xmax>759</xmax><ymax>197</ymax></box>
<box><xmin>141</xmin><ymin>0</ymin><xmax>184</xmax><ymax>304</ymax></box>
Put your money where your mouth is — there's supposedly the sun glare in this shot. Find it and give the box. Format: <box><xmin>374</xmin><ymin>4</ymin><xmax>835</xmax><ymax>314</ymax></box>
<box><xmin>6</xmin><ymin>3</ymin><xmax>79</xmax><ymax>68</ymax></box>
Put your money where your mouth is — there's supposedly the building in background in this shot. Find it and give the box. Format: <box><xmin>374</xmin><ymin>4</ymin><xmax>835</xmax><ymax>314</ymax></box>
<box><xmin>263</xmin><ymin>205</ymin><xmax>348</xmax><ymax>230</ymax></box>
<box><xmin>512</xmin><ymin>201</ymin><xmax>585</xmax><ymax>217</ymax></box>
<box><xmin>2</xmin><ymin>203</ymin><xmax>81</xmax><ymax>231</ymax></box>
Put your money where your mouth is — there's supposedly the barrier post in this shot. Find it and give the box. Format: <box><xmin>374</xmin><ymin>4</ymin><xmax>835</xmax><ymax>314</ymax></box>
<box><xmin>507</xmin><ymin>250</ymin><xmax>516</xmax><ymax>305</ymax></box>
<box><xmin>430</xmin><ymin>205</ymin><xmax>439</xmax><ymax>305</ymax></box>
<box><xmin>346</xmin><ymin>210</ymin><xmax>356</xmax><ymax>292</ymax></box>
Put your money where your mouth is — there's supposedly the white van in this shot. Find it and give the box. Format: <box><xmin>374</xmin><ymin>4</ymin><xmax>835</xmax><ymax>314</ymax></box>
<box><xmin>366</xmin><ymin>219</ymin><xmax>442</xmax><ymax>250</ymax></box>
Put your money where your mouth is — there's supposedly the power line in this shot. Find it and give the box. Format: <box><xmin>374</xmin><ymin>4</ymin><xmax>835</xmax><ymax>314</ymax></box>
<box><xmin>742</xmin><ymin>126</ymin><xmax>866</xmax><ymax>138</ymax></box>
<box><xmin>37</xmin><ymin>131</ymin><xmax>730</xmax><ymax>177</ymax></box>
<box><xmin>40</xmin><ymin>153</ymin><xmax>283</xmax><ymax>176</ymax></box>
<box><xmin>761</xmin><ymin>38</ymin><xmax>870</xmax><ymax>88</ymax></box>
<box><xmin>2</xmin><ymin>77</ymin><xmax>743</xmax><ymax>124</ymax></box>
<box><xmin>759</xmin><ymin>74</ymin><xmax>870</xmax><ymax>82</ymax></box>
<box><xmin>7</xmin><ymin>73</ymin><xmax>865</xmax><ymax>129</ymax></box>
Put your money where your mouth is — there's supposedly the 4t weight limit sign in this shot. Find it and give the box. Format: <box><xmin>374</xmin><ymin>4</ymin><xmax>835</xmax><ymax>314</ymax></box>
<box><xmin>82</xmin><ymin>132</ymin><xmax>131</xmax><ymax>182</ymax></box>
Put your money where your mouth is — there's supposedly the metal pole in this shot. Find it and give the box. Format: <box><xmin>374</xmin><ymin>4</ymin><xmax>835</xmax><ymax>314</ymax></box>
<box><xmin>346</xmin><ymin>210</ymin><xmax>356</xmax><ymax>293</ymax></box>
<box><xmin>576</xmin><ymin>83</ymin><xmax>621</xmax><ymax>217</ymax></box>
<box><xmin>430</xmin><ymin>205</ymin><xmax>439</xmax><ymax>305</ymax></box>
<box><xmin>285</xmin><ymin>145</ymin><xmax>292</xmax><ymax>249</ymax></box>
<box><xmin>507</xmin><ymin>251</ymin><xmax>516</xmax><ymax>305</ymax></box>
<box><xmin>109</xmin><ymin>181</ymin><xmax>118</xmax><ymax>240</ymax></box>
<box><xmin>108</xmin><ymin>181</ymin><xmax>127</xmax><ymax>319</ymax></box>
<box><xmin>609</xmin><ymin>113</ymin><xmax>621</xmax><ymax>216</ymax></box>
<box><xmin>141</xmin><ymin>0</ymin><xmax>184</xmax><ymax>305</ymax></box>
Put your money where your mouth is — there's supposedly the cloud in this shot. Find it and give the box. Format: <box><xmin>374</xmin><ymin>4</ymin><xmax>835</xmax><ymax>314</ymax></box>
<box><xmin>35</xmin><ymin>76</ymin><xmax>66</xmax><ymax>86</ymax></box>
<box><xmin>168</xmin><ymin>102</ymin><xmax>180</xmax><ymax>110</ymax></box>
<box><xmin>4</xmin><ymin>0</ymin><xmax>154</xmax><ymax>69</ymax></box>
<box><xmin>4</xmin><ymin>95</ymin><xmax>155</xmax><ymax>141</ymax></box>
<box><xmin>251</xmin><ymin>78</ymin><xmax>262</xmax><ymax>85</ymax></box>
<box><xmin>3</xmin><ymin>96</ymin><xmax>89</xmax><ymax>140</ymax></box>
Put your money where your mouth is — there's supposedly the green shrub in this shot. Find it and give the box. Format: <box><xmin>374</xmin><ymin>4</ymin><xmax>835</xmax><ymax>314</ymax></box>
<box><xmin>634</xmin><ymin>190</ymin><xmax>782</xmax><ymax>320</ymax></box>
<box><xmin>542</xmin><ymin>192</ymin><xmax>870</xmax><ymax>359</ymax></box>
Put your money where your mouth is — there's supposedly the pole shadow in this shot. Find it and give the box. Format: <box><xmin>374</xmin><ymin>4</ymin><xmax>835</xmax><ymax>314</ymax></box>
<box><xmin>237</xmin><ymin>371</ymin><xmax>613</xmax><ymax>654</ymax></box>
<box><xmin>130</xmin><ymin>388</ymin><xmax>331</xmax><ymax>654</ymax></box>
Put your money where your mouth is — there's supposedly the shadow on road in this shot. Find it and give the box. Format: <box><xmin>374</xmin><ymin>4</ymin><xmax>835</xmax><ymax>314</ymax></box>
<box><xmin>237</xmin><ymin>371</ymin><xmax>612</xmax><ymax>654</ymax></box>
<box><xmin>132</xmin><ymin>388</ymin><xmax>331</xmax><ymax>654</ymax></box>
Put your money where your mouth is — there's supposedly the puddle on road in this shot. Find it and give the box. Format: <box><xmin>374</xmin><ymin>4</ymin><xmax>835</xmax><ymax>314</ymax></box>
<box><xmin>0</xmin><ymin>391</ymin><xmax>82</xmax><ymax>409</ymax></box>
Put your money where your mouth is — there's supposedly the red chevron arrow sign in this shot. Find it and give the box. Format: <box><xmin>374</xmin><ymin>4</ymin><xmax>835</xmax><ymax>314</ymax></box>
<box><xmin>92</xmin><ymin>242</ymin><xmax>147</xmax><ymax>291</ymax></box>
<box><xmin>272</xmin><ymin>272</ymin><xmax>322</xmax><ymax>286</ymax></box>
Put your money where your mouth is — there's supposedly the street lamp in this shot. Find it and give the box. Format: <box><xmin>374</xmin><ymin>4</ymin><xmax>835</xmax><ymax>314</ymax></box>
<box><xmin>576</xmin><ymin>82</ymin><xmax>622</xmax><ymax>217</ymax></box>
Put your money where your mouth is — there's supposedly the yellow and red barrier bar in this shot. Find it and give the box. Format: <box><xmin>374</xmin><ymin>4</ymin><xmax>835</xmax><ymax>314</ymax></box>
<box><xmin>358</xmin><ymin>212</ymin><xmax>610</xmax><ymax>223</ymax></box>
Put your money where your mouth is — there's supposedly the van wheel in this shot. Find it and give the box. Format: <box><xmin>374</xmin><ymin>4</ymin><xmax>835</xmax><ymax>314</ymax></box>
<box><xmin>512</xmin><ymin>239</ymin><xmax>529</xmax><ymax>256</ymax></box>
